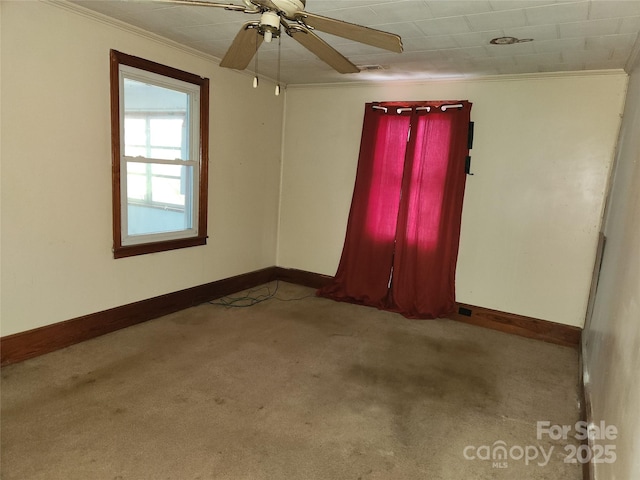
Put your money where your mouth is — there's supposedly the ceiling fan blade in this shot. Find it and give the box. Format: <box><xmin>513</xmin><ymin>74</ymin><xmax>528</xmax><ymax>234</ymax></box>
<box><xmin>295</xmin><ymin>12</ymin><xmax>403</xmax><ymax>53</ymax></box>
<box><xmin>287</xmin><ymin>26</ymin><xmax>359</xmax><ymax>74</ymax></box>
<box><xmin>220</xmin><ymin>22</ymin><xmax>263</xmax><ymax>70</ymax></box>
<box><xmin>144</xmin><ymin>0</ymin><xmax>249</xmax><ymax>11</ymax></box>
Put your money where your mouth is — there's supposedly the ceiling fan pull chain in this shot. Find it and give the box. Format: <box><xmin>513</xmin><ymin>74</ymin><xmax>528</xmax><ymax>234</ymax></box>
<box><xmin>253</xmin><ymin>31</ymin><xmax>259</xmax><ymax>89</ymax></box>
<box><xmin>275</xmin><ymin>30</ymin><xmax>281</xmax><ymax>96</ymax></box>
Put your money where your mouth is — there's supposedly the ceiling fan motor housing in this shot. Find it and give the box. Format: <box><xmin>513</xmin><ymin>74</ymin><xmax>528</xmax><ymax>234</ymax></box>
<box><xmin>259</xmin><ymin>11</ymin><xmax>281</xmax><ymax>42</ymax></box>
<box><xmin>269</xmin><ymin>0</ymin><xmax>305</xmax><ymax>19</ymax></box>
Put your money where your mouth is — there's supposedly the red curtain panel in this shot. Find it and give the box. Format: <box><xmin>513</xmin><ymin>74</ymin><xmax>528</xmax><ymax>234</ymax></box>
<box><xmin>319</xmin><ymin>108</ymin><xmax>411</xmax><ymax>309</ymax></box>
<box><xmin>319</xmin><ymin>101</ymin><xmax>472</xmax><ymax>319</ymax></box>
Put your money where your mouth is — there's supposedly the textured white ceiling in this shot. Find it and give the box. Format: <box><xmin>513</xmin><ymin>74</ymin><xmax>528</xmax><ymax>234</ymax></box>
<box><xmin>69</xmin><ymin>0</ymin><xmax>640</xmax><ymax>84</ymax></box>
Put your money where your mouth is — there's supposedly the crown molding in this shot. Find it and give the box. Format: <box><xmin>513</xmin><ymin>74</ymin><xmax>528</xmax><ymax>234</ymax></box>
<box><xmin>44</xmin><ymin>1</ymin><xmax>282</xmax><ymax>85</ymax></box>
<box><xmin>46</xmin><ymin>1</ymin><xmax>217</xmax><ymax>62</ymax></box>
<box><xmin>286</xmin><ymin>69</ymin><xmax>628</xmax><ymax>90</ymax></box>
<box><xmin>626</xmin><ymin>33</ymin><xmax>640</xmax><ymax>74</ymax></box>
<box><xmin>41</xmin><ymin>1</ymin><xmax>628</xmax><ymax>90</ymax></box>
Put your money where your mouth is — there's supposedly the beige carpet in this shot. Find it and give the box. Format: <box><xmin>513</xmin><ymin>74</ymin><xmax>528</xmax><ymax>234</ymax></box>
<box><xmin>1</xmin><ymin>282</ymin><xmax>582</xmax><ymax>479</ymax></box>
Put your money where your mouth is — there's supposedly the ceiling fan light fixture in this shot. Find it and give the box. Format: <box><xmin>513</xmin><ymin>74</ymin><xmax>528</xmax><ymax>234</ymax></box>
<box><xmin>259</xmin><ymin>11</ymin><xmax>281</xmax><ymax>42</ymax></box>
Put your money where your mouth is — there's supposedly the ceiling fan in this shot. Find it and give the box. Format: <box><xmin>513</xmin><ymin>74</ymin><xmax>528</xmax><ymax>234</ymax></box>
<box><xmin>152</xmin><ymin>0</ymin><xmax>403</xmax><ymax>74</ymax></box>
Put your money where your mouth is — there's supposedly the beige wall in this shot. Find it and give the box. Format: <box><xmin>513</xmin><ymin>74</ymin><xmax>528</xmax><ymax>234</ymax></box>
<box><xmin>277</xmin><ymin>73</ymin><xmax>627</xmax><ymax>327</ymax></box>
<box><xmin>583</xmin><ymin>59</ymin><xmax>640</xmax><ymax>479</ymax></box>
<box><xmin>0</xmin><ymin>1</ymin><xmax>631</xmax><ymax>337</ymax></box>
<box><xmin>0</xmin><ymin>1</ymin><xmax>283</xmax><ymax>336</ymax></box>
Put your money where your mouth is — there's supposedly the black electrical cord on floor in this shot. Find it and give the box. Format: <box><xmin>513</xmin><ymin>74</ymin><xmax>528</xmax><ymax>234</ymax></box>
<box><xmin>207</xmin><ymin>281</ymin><xmax>316</xmax><ymax>308</ymax></box>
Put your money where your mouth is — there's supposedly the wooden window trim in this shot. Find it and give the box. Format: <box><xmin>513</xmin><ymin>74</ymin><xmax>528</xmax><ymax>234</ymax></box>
<box><xmin>110</xmin><ymin>50</ymin><xmax>209</xmax><ymax>259</ymax></box>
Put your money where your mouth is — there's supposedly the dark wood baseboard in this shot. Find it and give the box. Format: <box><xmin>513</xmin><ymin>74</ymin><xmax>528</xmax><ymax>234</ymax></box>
<box><xmin>272</xmin><ymin>269</ymin><xmax>581</xmax><ymax>347</ymax></box>
<box><xmin>273</xmin><ymin>267</ymin><xmax>333</xmax><ymax>289</ymax></box>
<box><xmin>450</xmin><ymin>303</ymin><xmax>581</xmax><ymax>347</ymax></box>
<box><xmin>1</xmin><ymin>266</ymin><xmax>581</xmax><ymax>366</ymax></box>
<box><xmin>278</xmin><ymin>269</ymin><xmax>581</xmax><ymax>347</ymax></box>
<box><xmin>0</xmin><ymin>267</ymin><xmax>277</xmax><ymax>366</ymax></box>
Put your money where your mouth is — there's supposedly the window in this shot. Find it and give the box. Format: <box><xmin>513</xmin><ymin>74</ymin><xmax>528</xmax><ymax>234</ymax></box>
<box><xmin>110</xmin><ymin>50</ymin><xmax>209</xmax><ymax>258</ymax></box>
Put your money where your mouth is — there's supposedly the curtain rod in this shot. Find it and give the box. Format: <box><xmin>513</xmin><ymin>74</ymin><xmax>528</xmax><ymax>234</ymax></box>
<box><xmin>371</xmin><ymin>103</ymin><xmax>464</xmax><ymax>114</ymax></box>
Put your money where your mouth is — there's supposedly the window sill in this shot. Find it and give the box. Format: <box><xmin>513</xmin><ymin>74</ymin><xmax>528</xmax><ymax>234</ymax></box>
<box><xmin>113</xmin><ymin>235</ymin><xmax>207</xmax><ymax>259</ymax></box>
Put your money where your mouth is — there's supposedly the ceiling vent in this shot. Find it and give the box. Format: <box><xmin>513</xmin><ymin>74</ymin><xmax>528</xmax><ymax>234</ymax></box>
<box><xmin>490</xmin><ymin>36</ymin><xmax>533</xmax><ymax>45</ymax></box>
<box><xmin>358</xmin><ymin>64</ymin><xmax>387</xmax><ymax>71</ymax></box>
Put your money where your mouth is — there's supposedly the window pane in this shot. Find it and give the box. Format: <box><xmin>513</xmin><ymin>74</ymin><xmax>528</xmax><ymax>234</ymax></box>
<box><xmin>127</xmin><ymin>203</ymin><xmax>191</xmax><ymax>236</ymax></box>
<box><xmin>125</xmin><ymin>146</ymin><xmax>148</xmax><ymax>158</ymax></box>
<box><xmin>128</xmin><ymin>162</ymin><xmax>146</xmax><ymax>174</ymax></box>
<box><xmin>152</xmin><ymin>164</ymin><xmax>182</xmax><ymax>176</ymax></box>
<box><xmin>123</xmin><ymin>78</ymin><xmax>189</xmax><ymax>160</ymax></box>
<box><xmin>150</xmin><ymin>118</ymin><xmax>184</xmax><ymax>148</ymax></box>
<box><xmin>124</xmin><ymin>118</ymin><xmax>146</xmax><ymax>157</ymax></box>
<box><xmin>125</xmin><ymin>162</ymin><xmax>193</xmax><ymax>237</ymax></box>
<box><xmin>152</xmin><ymin>176</ymin><xmax>185</xmax><ymax>206</ymax></box>
<box><xmin>126</xmin><ymin>163</ymin><xmax>147</xmax><ymax>201</ymax></box>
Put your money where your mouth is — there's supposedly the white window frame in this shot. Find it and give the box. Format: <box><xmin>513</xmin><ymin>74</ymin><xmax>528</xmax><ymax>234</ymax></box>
<box><xmin>119</xmin><ymin>65</ymin><xmax>200</xmax><ymax>246</ymax></box>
